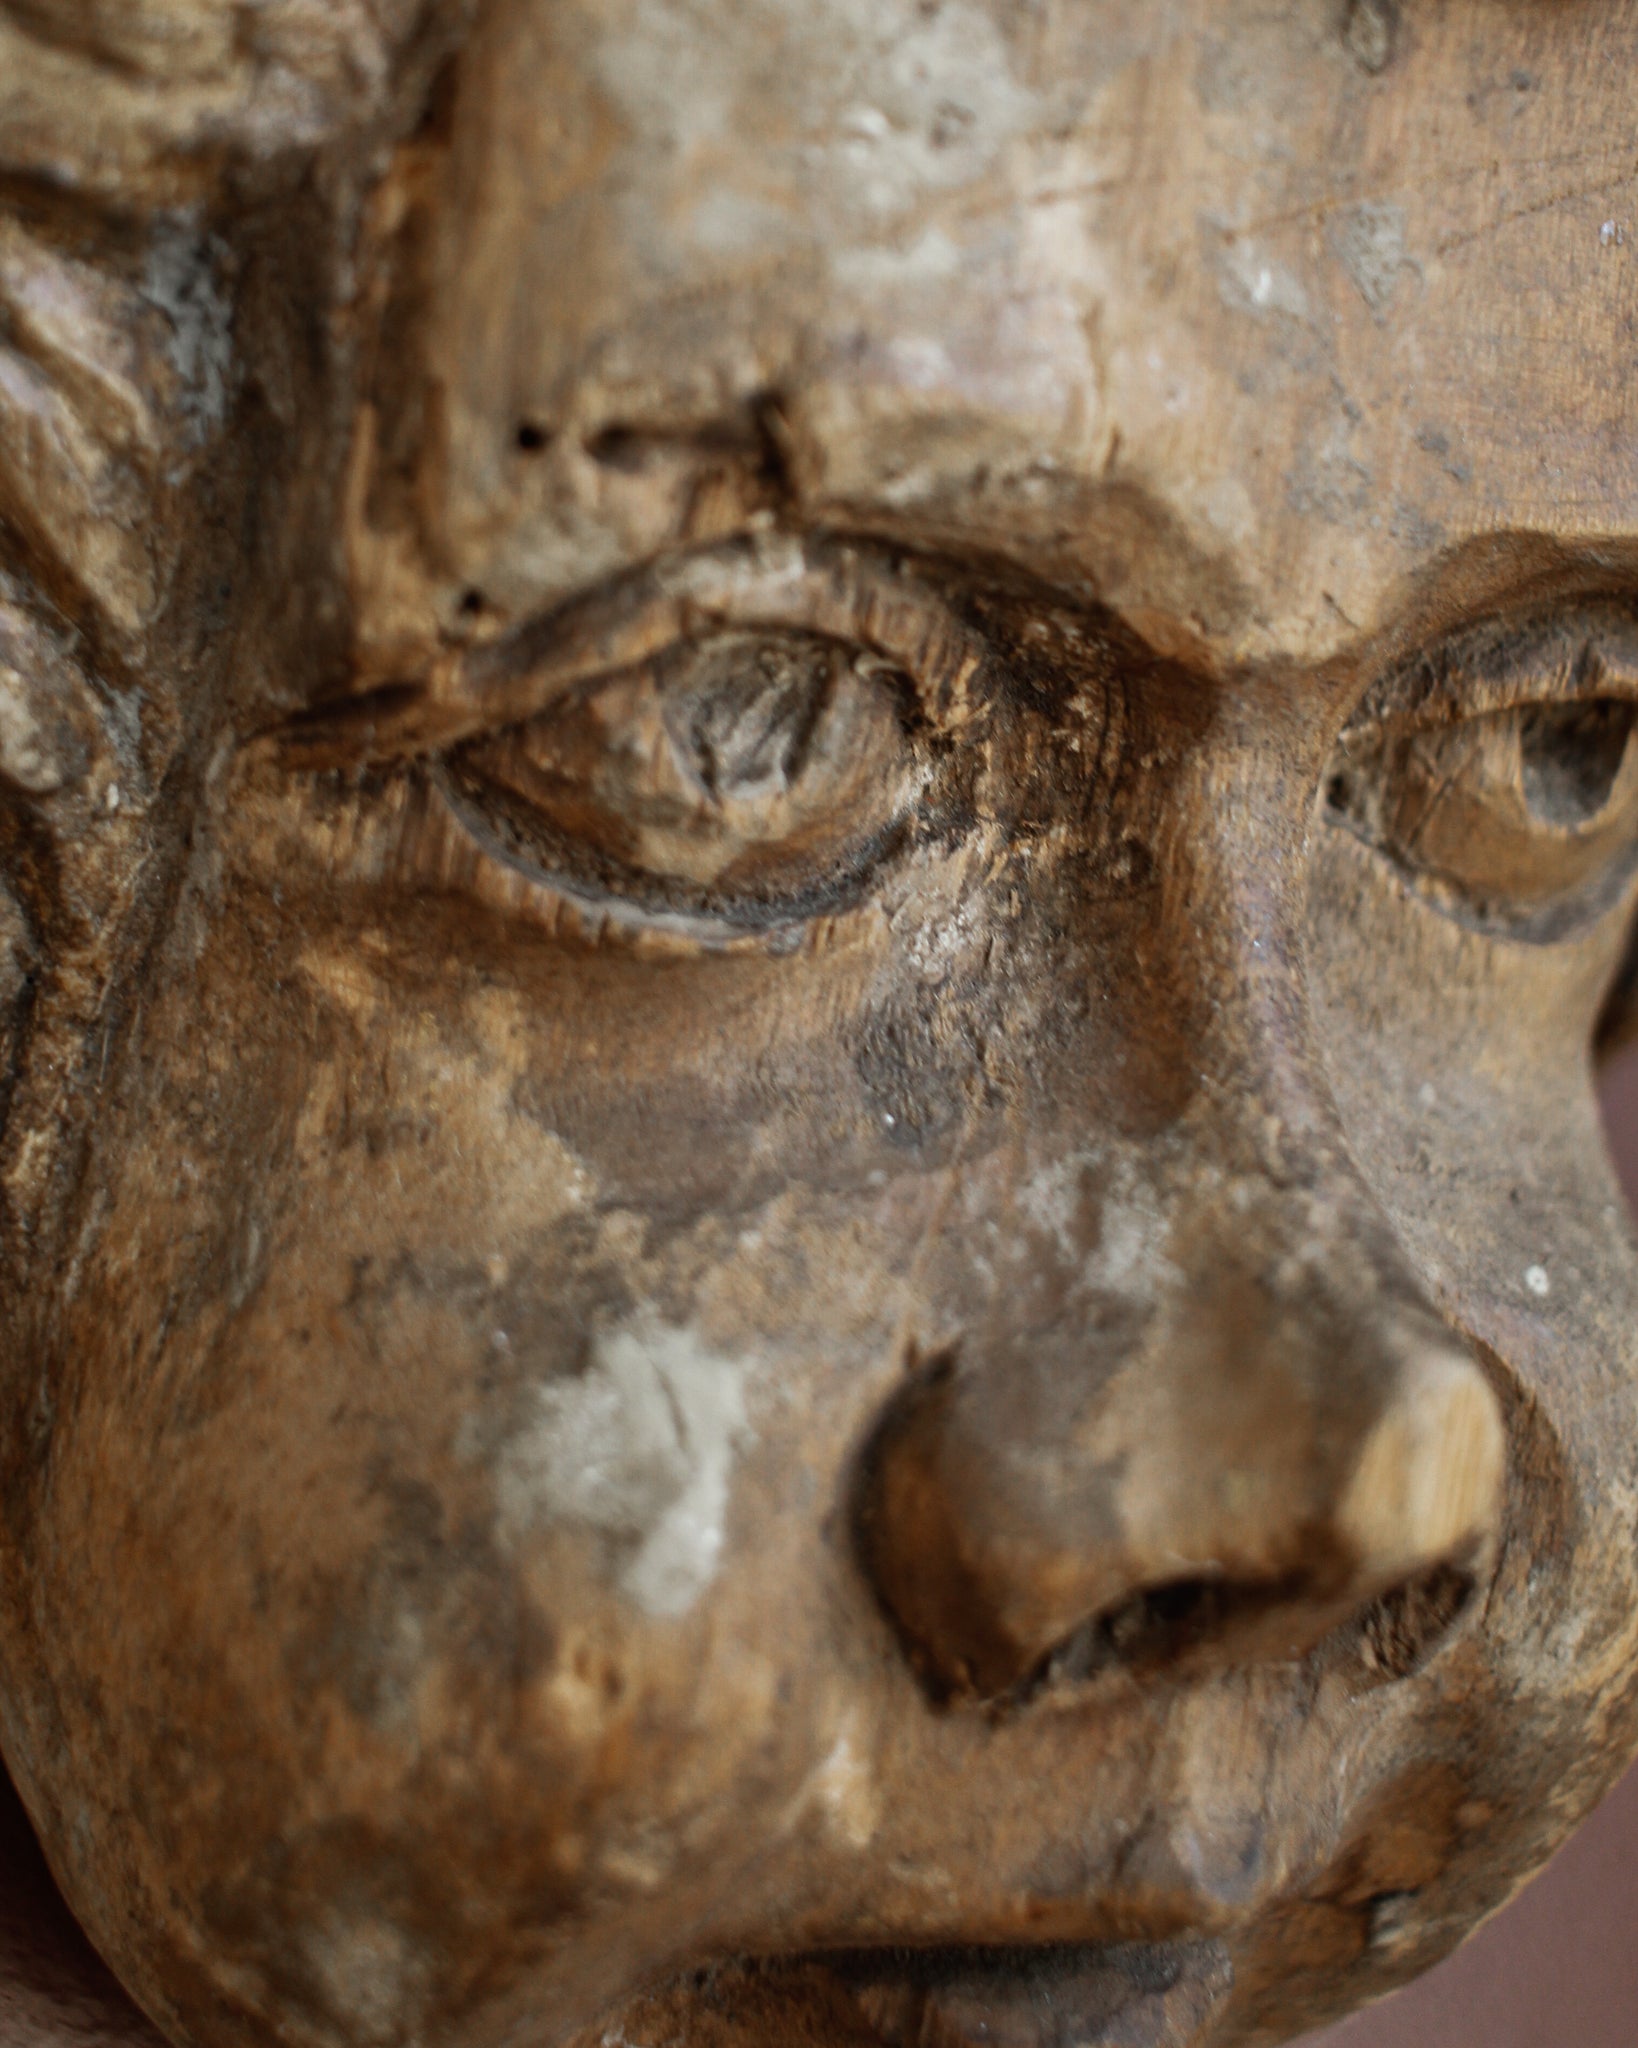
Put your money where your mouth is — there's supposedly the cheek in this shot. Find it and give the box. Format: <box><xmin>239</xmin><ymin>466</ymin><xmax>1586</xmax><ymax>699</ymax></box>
<box><xmin>45</xmin><ymin>908</ymin><xmax>938</xmax><ymax>1755</ymax></box>
<box><xmin>1307</xmin><ymin>828</ymin><xmax>1638</xmax><ymax>1670</ymax></box>
<box><xmin>17</xmin><ymin>909</ymin><xmax>969</xmax><ymax>2030</ymax></box>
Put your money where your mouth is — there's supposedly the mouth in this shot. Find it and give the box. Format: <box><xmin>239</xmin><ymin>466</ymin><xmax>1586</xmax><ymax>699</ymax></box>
<box><xmin>824</xmin><ymin>1939</ymin><xmax>1234</xmax><ymax>2048</ymax></box>
<box><xmin>598</xmin><ymin>1557</ymin><xmax>1484</xmax><ymax>2048</ymax></box>
<box><xmin>633</xmin><ymin>1939</ymin><xmax>1234</xmax><ymax>2048</ymax></box>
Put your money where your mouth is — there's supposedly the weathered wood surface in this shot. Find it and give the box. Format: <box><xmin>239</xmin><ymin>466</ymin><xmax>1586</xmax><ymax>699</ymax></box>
<box><xmin>3</xmin><ymin>6</ymin><xmax>1638</xmax><ymax>2048</ymax></box>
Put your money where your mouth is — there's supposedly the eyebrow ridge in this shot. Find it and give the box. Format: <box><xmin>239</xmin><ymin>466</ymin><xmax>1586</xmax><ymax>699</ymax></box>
<box><xmin>1346</xmin><ymin>601</ymin><xmax>1638</xmax><ymax>734</ymax></box>
<box><xmin>277</xmin><ymin>534</ymin><xmax>1000</xmax><ymax>770</ymax></box>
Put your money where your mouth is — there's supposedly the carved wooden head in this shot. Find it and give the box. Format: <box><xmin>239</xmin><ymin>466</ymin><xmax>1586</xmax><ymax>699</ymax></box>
<box><xmin>3</xmin><ymin>5</ymin><xmax>1638</xmax><ymax>2047</ymax></box>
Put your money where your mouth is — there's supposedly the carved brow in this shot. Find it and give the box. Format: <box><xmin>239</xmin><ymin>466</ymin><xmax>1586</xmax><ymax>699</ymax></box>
<box><xmin>1347</xmin><ymin>600</ymin><xmax>1638</xmax><ymax>736</ymax></box>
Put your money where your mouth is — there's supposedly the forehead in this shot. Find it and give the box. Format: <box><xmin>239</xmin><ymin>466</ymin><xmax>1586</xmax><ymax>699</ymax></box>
<box><xmin>383</xmin><ymin>0</ymin><xmax>1638</xmax><ymax>668</ymax></box>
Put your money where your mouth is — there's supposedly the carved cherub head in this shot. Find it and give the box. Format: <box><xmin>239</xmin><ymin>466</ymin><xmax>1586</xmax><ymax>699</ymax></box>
<box><xmin>4</xmin><ymin>5</ymin><xmax>1638</xmax><ymax>2048</ymax></box>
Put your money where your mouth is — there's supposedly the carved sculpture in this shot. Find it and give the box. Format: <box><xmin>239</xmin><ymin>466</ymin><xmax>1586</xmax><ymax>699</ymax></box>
<box><xmin>3</xmin><ymin>5</ymin><xmax>1638</xmax><ymax>2047</ymax></box>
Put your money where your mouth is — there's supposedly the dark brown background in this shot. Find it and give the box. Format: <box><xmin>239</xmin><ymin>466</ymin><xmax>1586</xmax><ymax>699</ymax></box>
<box><xmin>5</xmin><ymin>1058</ymin><xmax>1638</xmax><ymax>2048</ymax></box>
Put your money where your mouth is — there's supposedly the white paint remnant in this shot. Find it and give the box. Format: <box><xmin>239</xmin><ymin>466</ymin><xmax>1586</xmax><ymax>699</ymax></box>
<box><xmin>781</xmin><ymin>1710</ymin><xmax>880</xmax><ymax>1849</ymax></box>
<box><xmin>1019</xmin><ymin>1149</ymin><xmax>1094</xmax><ymax>1262</ymax></box>
<box><xmin>1213</xmin><ymin>231</ymin><xmax>1310</xmax><ymax>322</ymax></box>
<box><xmin>498</xmin><ymin>1319</ymin><xmax>753</xmax><ymax>1618</ymax></box>
<box><xmin>1088</xmin><ymin>1186</ymin><xmax>1174</xmax><ymax>1296</ymax></box>
<box><xmin>842</xmin><ymin>104</ymin><xmax>891</xmax><ymax>143</ymax></box>
<box><xmin>1525</xmin><ymin>1264</ymin><xmax>1551</xmax><ymax>1299</ymax></box>
<box><xmin>1020</xmin><ymin>1150</ymin><xmax>1177</xmax><ymax>1300</ymax></box>
<box><xmin>1199</xmin><ymin>472</ymin><xmax>1255</xmax><ymax>545</ymax></box>
<box><xmin>304</xmin><ymin>1915</ymin><xmax>423</xmax><ymax>2046</ymax></box>
<box><xmin>809</xmin><ymin>1724</ymin><xmax>880</xmax><ymax>1848</ymax></box>
<box><xmin>834</xmin><ymin>224</ymin><xmax>962</xmax><ymax>293</ymax></box>
<box><xmin>141</xmin><ymin>219</ymin><xmax>233</xmax><ymax>453</ymax></box>
<box><xmin>1601</xmin><ymin>220</ymin><xmax>1625</xmax><ymax>247</ymax></box>
<box><xmin>600</xmin><ymin>0</ymin><xmax>1039</xmax><ymax>252</ymax></box>
<box><xmin>0</xmin><ymin>663</ymin><xmax>64</xmax><ymax>793</ymax></box>
<box><xmin>1329</xmin><ymin>201</ymin><xmax>1410</xmax><ymax>314</ymax></box>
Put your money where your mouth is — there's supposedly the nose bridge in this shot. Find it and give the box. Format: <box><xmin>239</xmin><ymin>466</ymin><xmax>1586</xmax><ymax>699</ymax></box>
<box><xmin>1167</xmin><ymin>687</ymin><xmax>1341</xmax><ymax>1156</ymax></box>
<box><xmin>1094</xmin><ymin>675</ymin><xmax>1429</xmax><ymax>1324</ymax></box>
<box><xmin>857</xmin><ymin>695</ymin><xmax>1507</xmax><ymax>1701</ymax></box>
<box><xmin>1155</xmin><ymin>697</ymin><xmax>1449</xmax><ymax>1300</ymax></box>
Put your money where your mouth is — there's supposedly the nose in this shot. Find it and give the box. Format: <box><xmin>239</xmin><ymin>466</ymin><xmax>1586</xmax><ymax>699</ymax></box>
<box><xmin>858</xmin><ymin>1178</ymin><xmax>1505</xmax><ymax>1701</ymax></box>
<box><xmin>856</xmin><ymin>671</ymin><xmax>1507</xmax><ymax>1704</ymax></box>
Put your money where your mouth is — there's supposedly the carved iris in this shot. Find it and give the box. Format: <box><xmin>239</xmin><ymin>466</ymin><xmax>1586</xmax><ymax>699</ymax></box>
<box><xmin>435</xmin><ymin>629</ymin><xmax>929</xmax><ymax>935</ymax></box>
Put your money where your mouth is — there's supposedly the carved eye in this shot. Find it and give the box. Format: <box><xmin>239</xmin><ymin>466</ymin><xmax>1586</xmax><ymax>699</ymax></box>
<box><xmin>434</xmin><ymin>629</ymin><xmax>929</xmax><ymax>935</ymax></box>
<box><xmin>1326</xmin><ymin>693</ymin><xmax>1638</xmax><ymax>932</ymax></box>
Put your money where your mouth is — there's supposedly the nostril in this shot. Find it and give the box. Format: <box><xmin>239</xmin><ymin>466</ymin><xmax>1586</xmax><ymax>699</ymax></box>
<box><xmin>1030</xmin><ymin>1574</ymin><xmax>1277</xmax><ymax>1694</ymax></box>
<box><xmin>1090</xmin><ymin>1570</ymin><xmax>1309</xmax><ymax>1668</ymax></box>
<box><xmin>1351</xmin><ymin>1558</ymin><xmax>1478</xmax><ymax>1684</ymax></box>
<box><xmin>1022</xmin><ymin>1556</ymin><xmax>1479</xmax><ymax>1706</ymax></box>
<box><xmin>1028</xmin><ymin>1568</ymin><xmax>1319</xmax><ymax>1697</ymax></box>
<box><xmin>856</xmin><ymin>1324</ymin><xmax>1504</xmax><ymax>1707</ymax></box>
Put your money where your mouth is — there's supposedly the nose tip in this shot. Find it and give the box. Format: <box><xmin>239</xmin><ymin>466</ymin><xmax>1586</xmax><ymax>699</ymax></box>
<box><xmin>1336</xmin><ymin>1346</ymin><xmax>1505</xmax><ymax>1597</ymax></box>
<box><xmin>858</xmin><ymin>1321</ymin><xmax>1505</xmax><ymax>1702</ymax></box>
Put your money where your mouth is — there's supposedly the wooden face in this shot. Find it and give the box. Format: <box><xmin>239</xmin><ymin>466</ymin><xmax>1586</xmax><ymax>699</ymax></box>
<box><xmin>5</xmin><ymin>6</ymin><xmax>1638</xmax><ymax>2048</ymax></box>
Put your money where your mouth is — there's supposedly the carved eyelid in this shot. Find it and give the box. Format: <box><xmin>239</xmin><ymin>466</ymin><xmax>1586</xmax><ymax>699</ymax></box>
<box><xmin>281</xmin><ymin>536</ymin><xmax>999</xmax><ymax>769</ymax></box>
<box><xmin>1344</xmin><ymin>602</ymin><xmax>1638</xmax><ymax>739</ymax></box>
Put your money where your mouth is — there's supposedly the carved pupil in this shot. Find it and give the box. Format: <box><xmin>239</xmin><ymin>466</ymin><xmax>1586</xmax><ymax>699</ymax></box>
<box><xmin>659</xmin><ymin>632</ymin><xmax>834</xmax><ymax>803</ymax></box>
<box><xmin>1518</xmin><ymin>698</ymin><xmax>1637</xmax><ymax>827</ymax></box>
